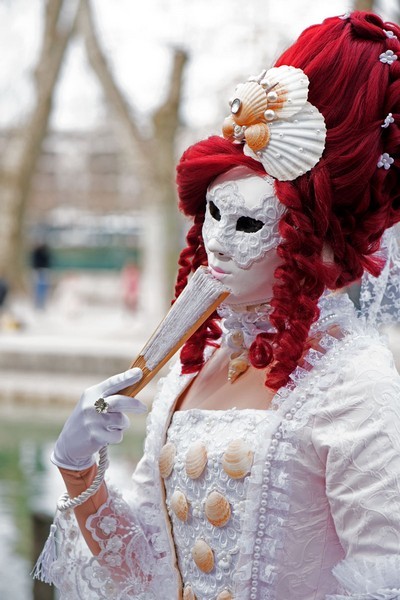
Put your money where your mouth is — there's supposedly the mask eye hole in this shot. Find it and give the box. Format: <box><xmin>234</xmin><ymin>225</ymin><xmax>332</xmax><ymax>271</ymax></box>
<box><xmin>209</xmin><ymin>200</ymin><xmax>221</xmax><ymax>221</ymax></box>
<box><xmin>236</xmin><ymin>216</ymin><xmax>264</xmax><ymax>233</ymax></box>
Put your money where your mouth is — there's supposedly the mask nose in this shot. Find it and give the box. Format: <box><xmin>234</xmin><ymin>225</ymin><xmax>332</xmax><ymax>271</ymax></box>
<box><xmin>206</xmin><ymin>236</ymin><xmax>229</xmax><ymax>259</ymax></box>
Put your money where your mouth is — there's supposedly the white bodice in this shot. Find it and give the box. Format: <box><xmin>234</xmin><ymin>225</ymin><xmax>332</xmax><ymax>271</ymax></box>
<box><xmin>164</xmin><ymin>409</ymin><xmax>280</xmax><ymax>599</ymax></box>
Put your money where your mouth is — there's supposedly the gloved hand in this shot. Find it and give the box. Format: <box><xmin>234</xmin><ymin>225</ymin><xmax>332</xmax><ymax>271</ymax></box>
<box><xmin>51</xmin><ymin>368</ymin><xmax>147</xmax><ymax>471</ymax></box>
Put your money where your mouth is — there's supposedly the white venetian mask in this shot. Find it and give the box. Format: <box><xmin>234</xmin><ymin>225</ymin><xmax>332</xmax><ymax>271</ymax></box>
<box><xmin>203</xmin><ymin>167</ymin><xmax>285</xmax><ymax>305</ymax></box>
<box><xmin>203</xmin><ymin>168</ymin><xmax>284</xmax><ymax>269</ymax></box>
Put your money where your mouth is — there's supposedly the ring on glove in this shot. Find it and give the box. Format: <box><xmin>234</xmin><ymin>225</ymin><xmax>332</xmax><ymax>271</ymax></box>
<box><xmin>94</xmin><ymin>397</ymin><xmax>109</xmax><ymax>414</ymax></box>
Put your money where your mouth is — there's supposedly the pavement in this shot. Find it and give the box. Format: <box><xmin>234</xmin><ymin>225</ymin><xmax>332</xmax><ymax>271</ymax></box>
<box><xmin>0</xmin><ymin>275</ymin><xmax>162</xmax><ymax>420</ymax></box>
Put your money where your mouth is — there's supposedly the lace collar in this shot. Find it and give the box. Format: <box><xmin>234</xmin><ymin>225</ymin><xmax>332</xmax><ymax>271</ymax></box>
<box><xmin>216</xmin><ymin>291</ymin><xmax>359</xmax><ymax>382</ymax></box>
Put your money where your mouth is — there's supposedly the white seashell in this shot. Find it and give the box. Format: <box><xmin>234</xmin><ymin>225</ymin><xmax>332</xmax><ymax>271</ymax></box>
<box><xmin>159</xmin><ymin>442</ymin><xmax>176</xmax><ymax>478</ymax></box>
<box><xmin>205</xmin><ymin>491</ymin><xmax>231</xmax><ymax>527</ymax></box>
<box><xmin>192</xmin><ymin>539</ymin><xmax>215</xmax><ymax>573</ymax></box>
<box><xmin>222</xmin><ymin>438</ymin><xmax>254</xmax><ymax>479</ymax></box>
<box><xmin>170</xmin><ymin>489</ymin><xmax>189</xmax><ymax>522</ymax></box>
<box><xmin>183</xmin><ymin>585</ymin><xmax>196</xmax><ymax>600</ymax></box>
<box><xmin>216</xmin><ymin>591</ymin><xmax>233</xmax><ymax>600</ymax></box>
<box><xmin>185</xmin><ymin>441</ymin><xmax>208</xmax><ymax>479</ymax></box>
<box><xmin>230</xmin><ymin>81</ymin><xmax>268</xmax><ymax>126</ymax></box>
<box><xmin>261</xmin><ymin>65</ymin><xmax>309</xmax><ymax>119</ymax></box>
<box><xmin>244</xmin><ymin>102</ymin><xmax>327</xmax><ymax>181</ymax></box>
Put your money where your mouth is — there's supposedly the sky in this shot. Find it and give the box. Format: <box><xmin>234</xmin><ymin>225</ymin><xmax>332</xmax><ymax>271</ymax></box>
<box><xmin>0</xmin><ymin>0</ymin><xmax>398</xmax><ymax>137</ymax></box>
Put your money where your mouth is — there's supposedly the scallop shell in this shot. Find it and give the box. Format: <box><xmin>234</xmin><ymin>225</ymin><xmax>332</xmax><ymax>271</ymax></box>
<box><xmin>230</xmin><ymin>81</ymin><xmax>268</xmax><ymax>126</ymax></box>
<box><xmin>205</xmin><ymin>491</ymin><xmax>231</xmax><ymax>527</ymax></box>
<box><xmin>244</xmin><ymin>101</ymin><xmax>327</xmax><ymax>181</ymax></box>
<box><xmin>222</xmin><ymin>438</ymin><xmax>254</xmax><ymax>479</ymax></box>
<box><xmin>159</xmin><ymin>442</ymin><xmax>176</xmax><ymax>478</ymax></box>
<box><xmin>183</xmin><ymin>585</ymin><xmax>196</xmax><ymax>600</ymax></box>
<box><xmin>244</xmin><ymin>122</ymin><xmax>270</xmax><ymax>152</ymax></box>
<box><xmin>260</xmin><ymin>65</ymin><xmax>309</xmax><ymax>119</ymax></box>
<box><xmin>192</xmin><ymin>539</ymin><xmax>214</xmax><ymax>573</ymax></box>
<box><xmin>170</xmin><ymin>489</ymin><xmax>189</xmax><ymax>522</ymax></box>
<box><xmin>185</xmin><ymin>441</ymin><xmax>208</xmax><ymax>479</ymax></box>
<box><xmin>216</xmin><ymin>591</ymin><xmax>233</xmax><ymax>600</ymax></box>
<box><xmin>222</xmin><ymin>115</ymin><xmax>235</xmax><ymax>140</ymax></box>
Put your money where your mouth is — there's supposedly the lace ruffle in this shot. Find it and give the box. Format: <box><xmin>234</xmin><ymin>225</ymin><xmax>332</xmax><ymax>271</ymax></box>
<box><xmin>327</xmin><ymin>556</ymin><xmax>400</xmax><ymax>599</ymax></box>
<box><xmin>360</xmin><ymin>225</ymin><xmax>400</xmax><ymax>326</ymax></box>
<box><xmin>48</xmin><ymin>488</ymin><xmax>154</xmax><ymax>599</ymax></box>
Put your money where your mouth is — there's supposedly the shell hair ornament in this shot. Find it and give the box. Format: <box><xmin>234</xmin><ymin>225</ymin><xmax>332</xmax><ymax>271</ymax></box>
<box><xmin>222</xmin><ymin>65</ymin><xmax>327</xmax><ymax>181</ymax></box>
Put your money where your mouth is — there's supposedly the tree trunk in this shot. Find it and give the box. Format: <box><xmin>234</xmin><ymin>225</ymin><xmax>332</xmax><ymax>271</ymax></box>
<box><xmin>152</xmin><ymin>49</ymin><xmax>188</xmax><ymax>298</ymax></box>
<box><xmin>0</xmin><ymin>0</ymin><xmax>81</xmax><ymax>289</ymax></box>
<box><xmin>78</xmin><ymin>0</ymin><xmax>188</xmax><ymax>319</ymax></box>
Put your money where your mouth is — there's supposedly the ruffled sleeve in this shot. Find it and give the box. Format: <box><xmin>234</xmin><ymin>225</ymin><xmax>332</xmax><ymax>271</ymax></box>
<box><xmin>312</xmin><ymin>340</ymin><xmax>400</xmax><ymax>600</ymax></box>
<box><xmin>42</xmin><ymin>361</ymin><xmax>193</xmax><ymax>599</ymax></box>
<box><xmin>49</xmin><ymin>485</ymin><xmax>156</xmax><ymax>599</ymax></box>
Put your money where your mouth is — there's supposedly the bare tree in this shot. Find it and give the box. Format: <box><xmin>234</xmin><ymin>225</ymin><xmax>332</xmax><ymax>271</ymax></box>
<box><xmin>78</xmin><ymin>0</ymin><xmax>188</xmax><ymax>317</ymax></box>
<box><xmin>0</xmin><ymin>0</ymin><xmax>81</xmax><ymax>289</ymax></box>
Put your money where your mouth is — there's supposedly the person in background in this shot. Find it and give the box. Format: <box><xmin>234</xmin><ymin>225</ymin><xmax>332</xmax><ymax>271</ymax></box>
<box><xmin>121</xmin><ymin>261</ymin><xmax>140</xmax><ymax>311</ymax></box>
<box><xmin>31</xmin><ymin>242</ymin><xmax>52</xmax><ymax>309</ymax></box>
<box><xmin>0</xmin><ymin>276</ymin><xmax>8</xmax><ymax>310</ymax></box>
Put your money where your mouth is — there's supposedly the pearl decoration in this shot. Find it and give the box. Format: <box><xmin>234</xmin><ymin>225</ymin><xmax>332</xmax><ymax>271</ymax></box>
<box><xmin>267</xmin><ymin>90</ymin><xmax>278</xmax><ymax>102</ymax></box>
<box><xmin>264</xmin><ymin>109</ymin><xmax>276</xmax><ymax>121</ymax></box>
<box><xmin>247</xmin><ymin>328</ymin><xmax>360</xmax><ymax>598</ymax></box>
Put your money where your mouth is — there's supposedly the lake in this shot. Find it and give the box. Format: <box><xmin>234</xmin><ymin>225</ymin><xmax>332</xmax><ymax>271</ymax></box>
<box><xmin>0</xmin><ymin>414</ymin><xmax>145</xmax><ymax>599</ymax></box>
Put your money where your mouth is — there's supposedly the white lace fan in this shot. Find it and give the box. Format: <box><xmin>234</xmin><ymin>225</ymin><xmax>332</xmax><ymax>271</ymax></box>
<box><xmin>121</xmin><ymin>266</ymin><xmax>230</xmax><ymax>396</ymax></box>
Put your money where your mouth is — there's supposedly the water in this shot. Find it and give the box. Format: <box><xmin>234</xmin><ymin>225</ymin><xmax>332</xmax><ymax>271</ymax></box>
<box><xmin>0</xmin><ymin>483</ymin><xmax>31</xmax><ymax>599</ymax></box>
<box><xmin>0</xmin><ymin>415</ymin><xmax>145</xmax><ymax>599</ymax></box>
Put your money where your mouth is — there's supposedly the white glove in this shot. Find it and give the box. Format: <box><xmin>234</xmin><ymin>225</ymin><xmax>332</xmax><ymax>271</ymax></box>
<box><xmin>51</xmin><ymin>367</ymin><xmax>147</xmax><ymax>471</ymax></box>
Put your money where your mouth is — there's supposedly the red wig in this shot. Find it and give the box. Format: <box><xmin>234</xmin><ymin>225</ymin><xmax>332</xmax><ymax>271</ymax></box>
<box><xmin>175</xmin><ymin>11</ymin><xmax>400</xmax><ymax>391</ymax></box>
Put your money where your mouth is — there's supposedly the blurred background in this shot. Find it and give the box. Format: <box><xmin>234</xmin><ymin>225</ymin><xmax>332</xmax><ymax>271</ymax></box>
<box><xmin>1</xmin><ymin>0</ymin><xmax>399</xmax><ymax>598</ymax></box>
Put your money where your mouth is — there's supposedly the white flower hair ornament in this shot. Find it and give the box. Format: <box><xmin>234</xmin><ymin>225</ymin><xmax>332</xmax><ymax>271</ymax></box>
<box><xmin>222</xmin><ymin>65</ymin><xmax>327</xmax><ymax>181</ymax></box>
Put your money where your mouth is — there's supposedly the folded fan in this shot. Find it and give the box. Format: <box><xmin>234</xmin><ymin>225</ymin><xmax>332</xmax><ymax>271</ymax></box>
<box><xmin>121</xmin><ymin>267</ymin><xmax>230</xmax><ymax>397</ymax></box>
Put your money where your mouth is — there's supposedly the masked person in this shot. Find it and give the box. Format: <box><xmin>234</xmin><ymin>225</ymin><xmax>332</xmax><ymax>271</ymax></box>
<box><xmin>36</xmin><ymin>11</ymin><xmax>400</xmax><ymax>599</ymax></box>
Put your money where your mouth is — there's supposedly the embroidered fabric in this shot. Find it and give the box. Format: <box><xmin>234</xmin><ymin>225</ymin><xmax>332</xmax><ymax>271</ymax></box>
<box><xmin>203</xmin><ymin>180</ymin><xmax>285</xmax><ymax>268</ymax></box>
<box><xmin>48</xmin><ymin>293</ymin><xmax>400</xmax><ymax>600</ymax></box>
<box><xmin>163</xmin><ymin>408</ymin><xmax>281</xmax><ymax>599</ymax></box>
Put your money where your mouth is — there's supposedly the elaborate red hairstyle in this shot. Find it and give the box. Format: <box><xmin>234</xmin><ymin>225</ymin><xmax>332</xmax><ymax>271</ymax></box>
<box><xmin>175</xmin><ymin>11</ymin><xmax>400</xmax><ymax>391</ymax></box>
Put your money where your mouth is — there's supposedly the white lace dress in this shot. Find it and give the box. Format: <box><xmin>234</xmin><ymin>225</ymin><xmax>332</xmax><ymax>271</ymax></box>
<box><xmin>47</xmin><ymin>294</ymin><xmax>400</xmax><ymax>599</ymax></box>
